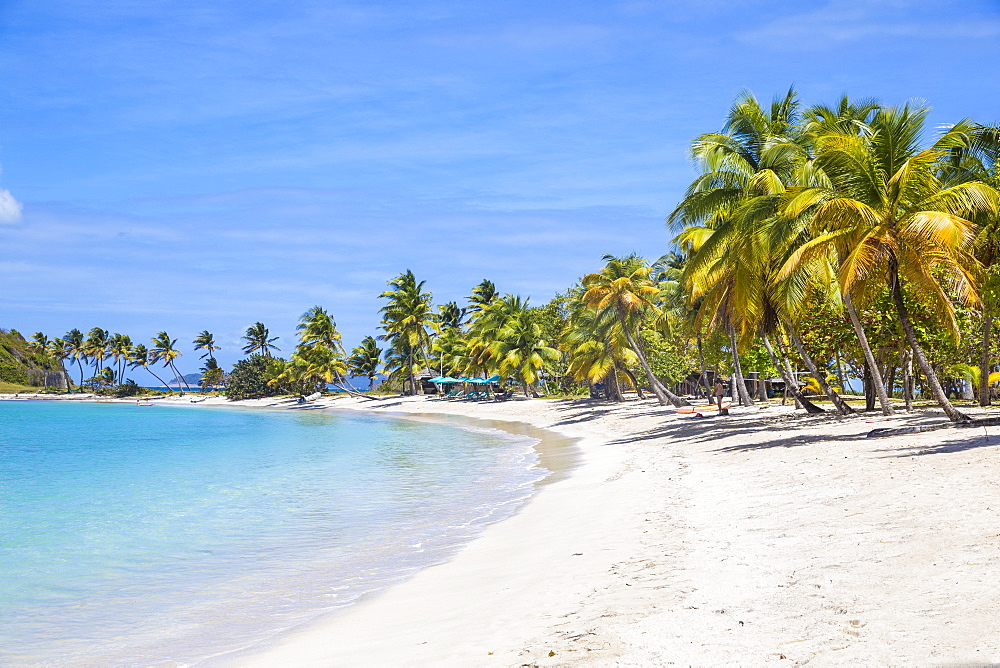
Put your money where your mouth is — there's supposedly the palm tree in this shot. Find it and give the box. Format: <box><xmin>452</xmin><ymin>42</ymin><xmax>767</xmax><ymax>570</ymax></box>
<box><xmin>467</xmin><ymin>279</ymin><xmax>499</xmax><ymax>314</ymax></box>
<box><xmin>782</xmin><ymin>104</ymin><xmax>1000</xmax><ymax>422</ymax></box>
<box><xmin>347</xmin><ymin>336</ymin><xmax>384</xmax><ymax>389</ymax></box>
<box><xmin>151</xmin><ymin>331</ymin><xmax>189</xmax><ymax>392</ymax></box>
<box><xmin>193</xmin><ymin>330</ymin><xmax>219</xmax><ymax>361</ymax></box>
<box><xmin>582</xmin><ymin>254</ymin><xmax>689</xmax><ymax>407</ymax></box>
<box><xmin>85</xmin><ymin>328</ymin><xmax>110</xmax><ymax>379</ymax></box>
<box><xmin>670</xmin><ymin>89</ymin><xmax>806</xmax><ymax>408</ymax></box>
<box><xmin>488</xmin><ymin>308</ymin><xmax>559</xmax><ymax>398</ymax></box>
<box><xmin>29</xmin><ymin>332</ymin><xmax>49</xmax><ymax>352</ymax></box>
<box><xmin>940</xmin><ymin>122</ymin><xmax>1000</xmax><ymax>405</ymax></box>
<box><xmin>199</xmin><ymin>358</ymin><xmax>224</xmax><ymax>392</ymax></box>
<box><xmin>438</xmin><ymin>301</ymin><xmax>465</xmax><ymax>331</ymax></box>
<box><xmin>108</xmin><ymin>333</ymin><xmax>132</xmax><ymax>385</ymax></box>
<box><xmin>276</xmin><ymin>307</ymin><xmax>349</xmax><ymax>393</ymax></box>
<box><xmin>379</xmin><ymin>270</ymin><xmax>437</xmax><ymax>395</ymax></box>
<box><xmin>242</xmin><ymin>322</ymin><xmax>280</xmax><ymax>357</ymax></box>
<box><xmin>47</xmin><ymin>337</ymin><xmax>74</xmax><ymax>391</ymax></box>
<box><xmin>130</xmin><ymin>343</ymin><xmax>174</xmax><ymax>391</ymax></box>
<box><xmin>63</xmin><ymin>328</ymin><xmax>86</xmax><ymax>389</ymax></box>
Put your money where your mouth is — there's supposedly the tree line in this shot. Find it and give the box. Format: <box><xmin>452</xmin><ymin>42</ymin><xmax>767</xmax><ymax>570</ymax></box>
<box><xmin>22</xmin><ymin>89</ymin><xmax>1000</xmax><ymax>419</ymax></box>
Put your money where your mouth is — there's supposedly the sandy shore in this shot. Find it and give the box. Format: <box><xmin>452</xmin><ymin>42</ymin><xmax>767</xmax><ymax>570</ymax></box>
<box><xmin>6</xmin><ymin>392</ymin><xmax>999</xmax><ymax>664</ymax></box>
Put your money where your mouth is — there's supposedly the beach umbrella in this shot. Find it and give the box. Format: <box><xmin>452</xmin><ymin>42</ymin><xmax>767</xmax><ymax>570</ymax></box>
<box><xmin>485</xmin><ymin>374</ymin><xmax>501</xmax><ymax>382</ymax></box>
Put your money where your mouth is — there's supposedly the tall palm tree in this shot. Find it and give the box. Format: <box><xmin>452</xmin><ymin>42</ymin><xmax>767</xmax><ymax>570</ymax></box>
<box><xmin>151</xmin><ymin>331</ymin><xmax>188</xmax><ymax>392</ymax></box>
<box><xmin>467</xmin><ymin>279</ymin><xmax>498</xmax><ymax>314</ymax></box>
<box><xmin>29</xmin><ymin>332</ymin><xmax>49</xmax><ymax>352</ymax></box>
<box><xmin>670</xmin><ymin>89</ymin><xmax>806</xmax><ymax>408</ymax></box>
<box><xmin>85</xmin><ymin>328</ymin><xmax>110</xmax><ymax>379</ymax></box>
<box><xmin>347</xmin><ymin>336</ymin><xmax>384</xmax><ymax>389</ymax></box>
<box><xmin>782</xmin><ymin>104</ymin><xmax>1000</xmax><ymax>422</ymax></box>
<box><xmin>940</xmin><ymin>122</ymin><xmax>1000</xmax><ymax>405</ymax></box>
<box><xmin>63</xmin><ymin>328</ymin><xmax>86</xmax><ymax>389</ymax></box>
<box><xmin>130</xmin><ymin>343</ymin><xmax>173</xmax><ymax>392</ymax></box>
<box><xmin>488</xmin><ymin>308</ymin><xmax>559</xmax><ymax>398</ymax></box>
<box><xmin>47</xmin><ymin>337</ymin><xmax>74</xmax><ymax>391</ymax></box>
<box><xmin>438</xmin><ymin>301</ymin><xmax>465</xmax><ymax>331</ymax></box>
<box><xmin>193</xmin><ymin>330</ymin><xmax>219</xmax><ymax>361</ymax></box>
<box><xmin>582</xmin><ymin>254</ymin><xmax>689</xmax><ymax>407</ymax></box>
<box><xmin>242</xmin><ymin>322</ymin><xmax>280</xmax><ymax>357</ymax></box>
<box><xmin>108</xmin><ymin>333</ymin><xmax>132</xmax><ymax>385</ymax></box>
<box><xmin>379</xmin><ymin>270</ymin><xmax>437</xmax><ymax>395</ymax></box>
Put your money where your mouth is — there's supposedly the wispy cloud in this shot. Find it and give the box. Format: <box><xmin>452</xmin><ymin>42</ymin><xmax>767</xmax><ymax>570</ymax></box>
<box><xmin>739</xmin><ymin>1</ymin><xmax>1000</xmax><ymax>47</ymax></box>
<box><xmin>0</xmin><ymin>189</ymin><xmax>23</xmax><ymax>224</ymax></box>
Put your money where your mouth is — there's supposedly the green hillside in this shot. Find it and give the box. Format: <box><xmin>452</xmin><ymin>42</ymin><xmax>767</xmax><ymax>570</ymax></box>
<box><xmin>0</xmin><ymin>329</ymin><xmax>70</xmax><ymax>389</ymax></box>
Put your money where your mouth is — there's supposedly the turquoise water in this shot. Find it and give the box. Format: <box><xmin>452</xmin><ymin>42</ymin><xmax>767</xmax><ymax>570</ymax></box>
<box><xmin>0</xmin><ymin>400</ymin><xmax>545</xmax><ymax>665</ymax></box>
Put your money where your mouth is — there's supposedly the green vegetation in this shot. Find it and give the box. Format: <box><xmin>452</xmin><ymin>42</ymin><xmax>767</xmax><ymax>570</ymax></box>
<box><xmin>0</xmin><ymin>329</ymin><xmax>69</xmax><ymax>389</ymax></box>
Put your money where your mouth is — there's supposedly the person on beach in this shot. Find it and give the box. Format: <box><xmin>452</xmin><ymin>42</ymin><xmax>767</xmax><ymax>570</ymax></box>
<box><xmin>714</xmin><ymin>379</ymin><xmax>725</xmax><ymax>411</ymax></box>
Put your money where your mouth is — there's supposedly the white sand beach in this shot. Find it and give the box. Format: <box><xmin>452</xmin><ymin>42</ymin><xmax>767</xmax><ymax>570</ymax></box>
<box><xmin>6</xmin><ymin>391</ymin><xmax>998</xmax><ymax>665</ymax></box>
<box><xmin>190</xmin><ymin>394</ymin><xmax>998</xmax><ymax>666</ymax></box>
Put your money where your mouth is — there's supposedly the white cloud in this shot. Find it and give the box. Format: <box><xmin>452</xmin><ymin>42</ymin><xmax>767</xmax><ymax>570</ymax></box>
<box><xmin>0</xmin><ymin>189</ymin><xmax>24</xmax><ymax>224</ymax></box>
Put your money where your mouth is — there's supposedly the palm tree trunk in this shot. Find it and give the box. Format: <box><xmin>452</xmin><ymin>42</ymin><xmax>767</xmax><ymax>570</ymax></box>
<box><xmin>619</xmin><ymin>363</ymin><xmax>645</xmax><ymax>399</ymax></box>
<box><xmin>727</xmin><ymin>326</ymin><xmax>755</xmax><ymax>406</ymax></box>
<box><xmin>888</xmin><ymin>263</ymin><xmax>969</xmax><ymax>422</ymax></box>
<box><xmin>980</xmin><ymin>305</ymin><xmax>993</xmax><ymax>407</ymax></box>
<box><xmin>616</xmin><ymin>311</ymin><xmax>688</xmax><ymax>407</ymax></box>
<box><xmin>697</xmin><ymin>335</ymin><xmax>711</xmax><ymax>398</ymax></box>
<box><xmin>145</xmin><ymin>365</ymin><xmax>173</xmax><ymax>393</ymax></box>
<box><xmin>899</xmin><ymin>338</ymin><xmax>914</xmax><ymax>411</ymax></box>
<box><xmin>167</xmin><ymin>362</ymin><xmax>185</xmax><ymax>393</ymax></box>
<box><xmin>761</xmin><ymin>334</ymin><xmax>825</xmax><ymax>413</ymax></box>
<box><xmin>844</xmin><ymin>293</ymin><xmax>894</xmax><ymax>415</ymax></box>
<box><xmin>76</xmin><ymin>358</ymin><xmax>85</xmax><ymax>389</ymax></box>
<box><xmin>786</xmin><ymin>325</ymin><xmax>854</xmax><ymax>414</ymax></box>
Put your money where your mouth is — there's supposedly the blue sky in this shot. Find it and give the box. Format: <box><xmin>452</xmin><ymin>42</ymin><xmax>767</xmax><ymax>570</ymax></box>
<box><xmin>2</xmin><ymin>0</ymin><xmax>998</xmax><ymax>380</ymax></box>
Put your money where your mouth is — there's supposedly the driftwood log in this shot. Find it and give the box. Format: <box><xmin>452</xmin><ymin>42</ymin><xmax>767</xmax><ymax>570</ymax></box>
<box><xmin>866</xmin><ymin>416</ymin><xmax>1000</xmax><ymax>438</ymax></box>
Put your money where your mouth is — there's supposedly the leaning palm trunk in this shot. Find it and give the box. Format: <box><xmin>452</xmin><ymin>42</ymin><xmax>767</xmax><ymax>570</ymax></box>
<box><xmin>889</xmin><ymin>266</ymin><xmax>969</xmax><ymax>422</ymax></box>
<box><xmin>844</xmin><ymin>294</ymin><xmax>894</xmax><ymax>415</ymax></box>
<box><xmin>616</xmin><ymin>311</ymin><xmax>688</xmax><ymax>407</ymax></box>
<box><xmin>980</xmin><ymin>305</ymin><xmax>993</xmax><ymax>407</ymax></box>
<box><xmin>146</xmin><ymin>365</ymin><xmax>174</xmax><ymax>393</ymax></box>
<box><xmin>727</xmin><ymin>326</ymin><xmax>755</xmax><ymax>406</ymax></box>
<box><xmin>619</xmin><ymin>364</ymin><xmax>645</xmax><ymax>399</ymax></box>
<box><xmin>786</xmin><ymin>325</ymin><xmax>854</xmax><ymax>415</ymax></box>
<box><xmin>760</xmin><ymin>334</ymin><xmax>825</xmax><ymax>414</ymax></box>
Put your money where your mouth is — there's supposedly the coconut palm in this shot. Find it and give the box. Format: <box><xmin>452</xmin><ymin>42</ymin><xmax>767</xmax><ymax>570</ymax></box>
<box><xmin>467</xmin><ymin>279</ymin><xmax>499</xmax><ymax>314</ymax></box>
<box><xmin>46</xmin><ymin>337</ymin><xmax>74</xmax><ymax>391</ymax></box>
<box><xmin>378</xmin><ymin>270</ymin><xmax>437</xmax><ymax>395</ymax></box>
<box><xmin>28</xmin><ymin>332</ymin><xmax>49</xmax><ymax>352</ymax></box>
<box><xmin>84</xmin><ymin>328</ymin><xmax>110</xmax><ymax>379</ymax></box>
<box><xmin>347</xmin><ymin>336</ymin><xmax>384</xmax><ymax>389</ymax></box>
<box><xmin>130</xmin><ymin>344</ymin><xmax>174</xmax><ymax>391</ymax></box>
<box><xmin>199</xmin><ymin>358</ymin><xmax>224</xmax><ymax>392</ymax></box>
<box><xmin>242</xmin><ymin>322</ymin><xmax>280</xmax><ymax>357</ymax></box>
<box><xmin>63</xmin><ymin>328</ymin><xmax>86</xmax><ymax>389</ymax></box>
<box><xmin>782</xmin><ymin>104</ymin><xmax>1000</xmax><ymax>422</ymax></box>
<box><xmin>488</xmin><ymin>308</ymin><xmax>559</xmax><ymax>398</ymax></box>
<box><xmin>193</xmin><ymin>330</ymin><xmax>219</xmax><ymax>361</ymax></box>
<box><xmin>582</xmin><ymin>254</ymin><xmax>689</xmax><ymax>407</ymax></box>
<box><xmin>438</xmin><ymin>301</ymin><xmax>465</xmax><ymax>331</ymax></box>
<box><xmin>151</xmin><ymin>331</ymin><xmax>188</xmax><ymax>392</ymax></box>
<box><xmin>108</xmin><ymin>333</ymin><xmax>132</xmax><ymax>385</ymax></box>
<box><xmin>280</xmin><ymin>306</ymin><xmax>349</xmax><ymax>393</ymax></box>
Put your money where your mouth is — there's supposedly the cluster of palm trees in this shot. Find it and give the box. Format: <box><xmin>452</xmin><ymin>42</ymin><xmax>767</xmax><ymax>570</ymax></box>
<box><xmin>669</xmin><ymin>89</ymin><xmax>999</xmax><ymax>422</ymax></box>
<box><xmin>29</xmin><ymin>328</ymin><xmax>222</xmax><ymax>393</ymax></box>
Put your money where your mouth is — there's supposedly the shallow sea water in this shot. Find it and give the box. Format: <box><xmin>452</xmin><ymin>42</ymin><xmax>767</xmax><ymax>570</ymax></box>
<box><xmin>0</xmin><ymin>400</ymin><xmax>547</xmax><ymax>665</ymax></box>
